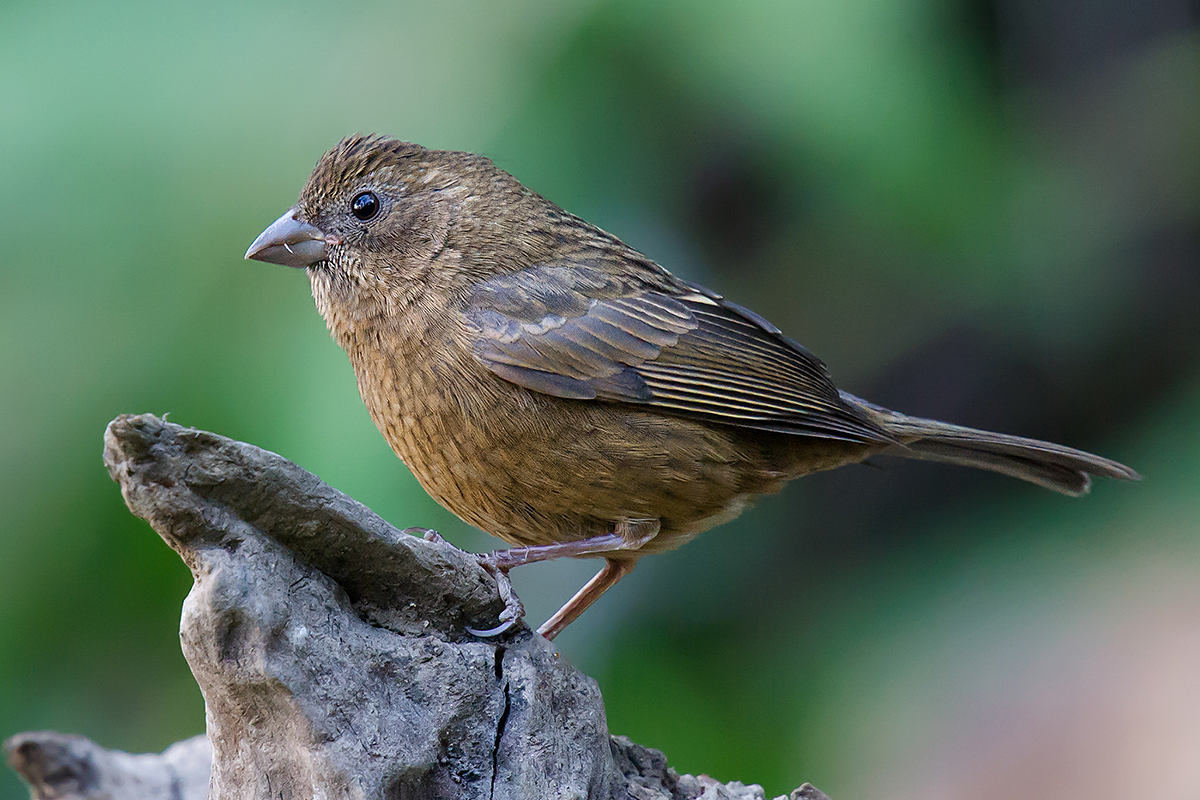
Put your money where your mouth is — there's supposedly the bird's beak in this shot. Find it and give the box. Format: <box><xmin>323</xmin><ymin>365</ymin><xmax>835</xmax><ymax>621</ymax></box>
<box><xmin>245</xmin><ymin>208</ymin><xmax>331</xmax><ymax>268</ymax></box>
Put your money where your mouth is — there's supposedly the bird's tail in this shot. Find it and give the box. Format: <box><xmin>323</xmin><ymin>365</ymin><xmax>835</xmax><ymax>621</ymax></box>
<box><xmin>841</xmin><ymin>392</ymin><xmax>1140</xmax><ymax>496</ymax></box>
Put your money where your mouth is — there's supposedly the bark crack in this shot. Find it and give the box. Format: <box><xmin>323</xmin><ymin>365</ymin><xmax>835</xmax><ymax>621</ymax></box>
<box><xmin>490</xmin><ymin>646</ymin><xmax>510</xmax><ymax>800</ymax></box>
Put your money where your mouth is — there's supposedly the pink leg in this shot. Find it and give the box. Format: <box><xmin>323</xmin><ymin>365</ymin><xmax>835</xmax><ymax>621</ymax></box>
<box><xmin>424</xmin><ymin>521</ymin><xmax>659</xmax><ymax>638</ymax></box>
<box><xmin>537</xmin><ymin>558</ymin><xmax>633</xmax><ymax>641</ymax></box>
<box><xmin>485</xmin><ymin>533</ymin><xmax>628</xmax><ymax>570</ymax></box>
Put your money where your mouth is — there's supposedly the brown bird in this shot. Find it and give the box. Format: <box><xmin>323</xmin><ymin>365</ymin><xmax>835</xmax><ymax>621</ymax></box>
<box><xmin>246</xmin><ymin>135</ymin><xmax>1139</xmax><ymax>640</ymax></box>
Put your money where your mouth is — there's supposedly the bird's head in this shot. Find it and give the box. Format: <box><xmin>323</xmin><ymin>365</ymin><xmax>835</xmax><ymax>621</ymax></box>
<box><xmin>246</xmin><ymin>135</ymin><xmax>527</xmax><ymax>309</ymax></box>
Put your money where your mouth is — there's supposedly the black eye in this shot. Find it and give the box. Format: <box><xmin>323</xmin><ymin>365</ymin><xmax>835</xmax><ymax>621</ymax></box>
<box><xmin>351</xmin><ymin>191</ymin><xmax>379</xmax><ymax>221</ymax></box>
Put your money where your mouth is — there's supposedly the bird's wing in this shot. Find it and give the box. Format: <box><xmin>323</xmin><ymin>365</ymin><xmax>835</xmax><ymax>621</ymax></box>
<box><xmin>465</xmin><ymin>263</ymin><xmax>891</xmax><ymax>443</ymax></box>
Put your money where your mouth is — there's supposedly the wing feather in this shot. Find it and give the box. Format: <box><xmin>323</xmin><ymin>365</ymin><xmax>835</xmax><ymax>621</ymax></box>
<box><xmin>466</xmin><ymin>265</ymin><xmax>891</xmax><ymax>443</ymax></box>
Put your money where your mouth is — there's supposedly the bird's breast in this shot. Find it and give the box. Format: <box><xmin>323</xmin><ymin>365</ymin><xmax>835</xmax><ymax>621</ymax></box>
<box><xmin>346</xmin><ymin>325</ymin><xmax>554</xmax><ymax>539</ymax></box>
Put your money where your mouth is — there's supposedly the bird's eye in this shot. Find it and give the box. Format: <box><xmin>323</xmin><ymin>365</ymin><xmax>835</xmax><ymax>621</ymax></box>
<box><xmin>351</xmin><ymin>191</ymin><xmax>380</xmax><ymax>221</ymax></box>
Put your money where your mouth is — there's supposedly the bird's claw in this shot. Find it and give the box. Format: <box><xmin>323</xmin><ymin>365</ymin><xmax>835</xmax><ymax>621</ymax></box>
<box><xmin>403</xmin><ymin>527</ymin><xmax>446</xmax><ymax>544</ymax></box>
<box><xmin>464</xmin><ymin>617</ymin><xmax>521</xmax><ymax>638</ymax></box>
<box><xmin>469</xmin><ymin>553</ymin><xmax>526</xmax><ymax>639</ymax></box>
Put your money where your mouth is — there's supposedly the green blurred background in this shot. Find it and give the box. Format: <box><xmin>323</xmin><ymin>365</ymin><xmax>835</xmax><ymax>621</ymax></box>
<box><xmin>2</xmin><ymin>1</ymin><xmax>1198</xmax><ymax>798</ymax></box>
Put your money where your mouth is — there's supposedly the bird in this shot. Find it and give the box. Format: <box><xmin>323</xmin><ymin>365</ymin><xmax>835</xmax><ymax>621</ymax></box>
<box><xmin>246</xmin><ymin>134</ymin><xmax>1139</xmax><ymax>640</ymax></box>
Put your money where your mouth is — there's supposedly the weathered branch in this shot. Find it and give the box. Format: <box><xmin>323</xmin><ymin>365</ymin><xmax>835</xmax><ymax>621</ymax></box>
<box><xmin>5</xmin><ymin>414</ymin><xmax>828</xmax><ymax>800</ymax></box>
<box><xmin>4</xmin><ymin>732</ymin><xmax>211</xmax><ymax>800</ymax></box>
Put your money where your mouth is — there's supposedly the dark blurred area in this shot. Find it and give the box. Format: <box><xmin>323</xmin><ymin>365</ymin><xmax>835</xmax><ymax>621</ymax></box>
<box><xmin>1</xmin><ymin>1</ymin><xmax>1197</xmax><ymax>798</ymax></box>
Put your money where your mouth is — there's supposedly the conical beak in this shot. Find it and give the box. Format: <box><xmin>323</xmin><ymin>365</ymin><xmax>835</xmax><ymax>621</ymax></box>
<box><xmin>245</xmin><ymin>208</ymin><xmax>331</xmax><ymax>268</ymax></box>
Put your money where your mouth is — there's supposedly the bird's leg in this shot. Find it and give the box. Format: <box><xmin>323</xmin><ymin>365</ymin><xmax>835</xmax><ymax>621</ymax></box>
<box><xmin>468</xmin><ymin>519</ymin><xmax>660</xmax><ymax>639</ymax></box>
<box><xmin>463</xmin><ymin>535</ymin><xmax>628</xmax><ymax>637</ymax></box>
<box><xmin>537</xmin><ymin>558</ymin><xmax>633</xmax><ymax>641</ymax></box>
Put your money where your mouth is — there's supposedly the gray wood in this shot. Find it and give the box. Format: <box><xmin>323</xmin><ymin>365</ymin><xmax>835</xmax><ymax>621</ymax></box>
<box><xmin>5</xmin><ymin>414</ymin><xmax>827</xmax><ymax>800</ymax></box>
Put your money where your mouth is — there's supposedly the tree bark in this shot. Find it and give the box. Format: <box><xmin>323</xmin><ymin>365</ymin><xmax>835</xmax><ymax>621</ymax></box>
<box><xmin>4</xmin><ymin>414</ymin><xmax>828</xmax><ymax>800</ymax></box>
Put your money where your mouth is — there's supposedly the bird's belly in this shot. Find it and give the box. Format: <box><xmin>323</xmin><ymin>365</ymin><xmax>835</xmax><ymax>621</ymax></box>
<box><xmin>364</xmin><ymin>375</ymin><xmax>769</xmax><ymax>548</ymax></box>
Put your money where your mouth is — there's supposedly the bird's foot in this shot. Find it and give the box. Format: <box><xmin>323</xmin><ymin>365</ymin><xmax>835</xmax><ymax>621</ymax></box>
<box><xmin>466</xmin><ymin>553</ymin><xmax>526</xmax><ymax>638</ymax></box>
<box><xmin>405</xmin><ymin>528</ymin><xmax>525</xmax><ymax>637</ymax></box>
<box><xmin>410</xmin><ymin>525</ymin><xmax>659</xmax><ymax>639</ymax></box>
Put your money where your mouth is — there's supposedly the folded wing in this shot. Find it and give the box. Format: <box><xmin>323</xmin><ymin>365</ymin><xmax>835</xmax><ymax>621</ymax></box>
<box><xmin>466</xmin><ymin>263</ymin><xmax>891</xmax><ymax>443</ymax></box>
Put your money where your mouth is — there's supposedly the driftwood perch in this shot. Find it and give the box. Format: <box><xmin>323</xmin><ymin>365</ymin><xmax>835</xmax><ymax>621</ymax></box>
<box><xmin>4</xmin><ymin>414</ymin><xmax>828</xmax><ymax>800</ymax></box>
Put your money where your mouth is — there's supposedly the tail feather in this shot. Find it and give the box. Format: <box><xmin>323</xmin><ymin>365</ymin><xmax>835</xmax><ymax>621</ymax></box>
<box><xmin>841</xmin><ymin>392</ymin><xmax>1141</xmax><ymax>496</ymax></box>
